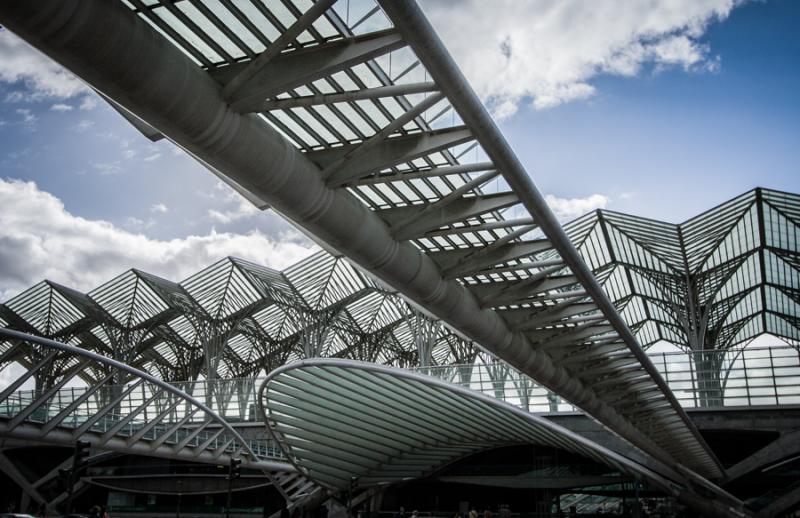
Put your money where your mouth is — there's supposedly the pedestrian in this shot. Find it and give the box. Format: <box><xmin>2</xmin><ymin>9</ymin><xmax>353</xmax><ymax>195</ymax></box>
<box><xmin>394</xmin><ymin>507</ymin><xmax>406</xmax><ymax>518</ymax></box>
<box><xmin>102</xmin><ymin>505</ymin><xmax>110</xmax><ymax>518</ymax></box>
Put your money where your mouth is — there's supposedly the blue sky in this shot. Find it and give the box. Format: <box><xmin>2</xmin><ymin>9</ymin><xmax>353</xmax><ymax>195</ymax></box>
<box><xmin>0</xmin><ymin>0</ymin><xmax>798</xmax><ymax>298</ymax></box>
<box><xmin>499</xmin><ymin>0</ymin><xmax>800</xmax><ymax>221</ymax></box>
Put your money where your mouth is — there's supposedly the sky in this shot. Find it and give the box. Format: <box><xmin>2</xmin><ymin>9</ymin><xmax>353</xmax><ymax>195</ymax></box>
<box><xmin>0</xmin><ymin>0</ymin><xmax>798</xmax><ymax>302</ymax></box>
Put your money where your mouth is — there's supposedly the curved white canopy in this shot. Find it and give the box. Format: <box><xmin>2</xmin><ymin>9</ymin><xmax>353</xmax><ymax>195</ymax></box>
<box><xmin>259</xmin><ymin>360</ymin><xmax>684</xmax><ymax>492</ymax></box>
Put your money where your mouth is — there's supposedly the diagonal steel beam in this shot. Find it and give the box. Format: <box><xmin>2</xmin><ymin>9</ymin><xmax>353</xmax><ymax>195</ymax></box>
<box><xmin>261</xmin><ymin>82</ymin><xmax>439</xmax><ymax>111</ymax></box>
<box><xmin>214</xmin><ymin>28</ymin><xmax>406</xmax><ymax>112</ymax></box>
<box><xmin>352</xmin><ymin>162</ymin><xmax>495</xmax><ymax>186</ymax></box>
<box><xmin>431</xmin><ymin>240</ymin><xmax>554</xmax><ymax>279</ymax></box>
<box><xmin>0</xmin><ymin>450</ymin><xmax>47</xmax><ymax>508</ymax></box>
<box><xmin>222</xmin><ymin>0</ymin><xmax>338</xmax><ymax>105</ymax></box>
<box><xmin>320</xmin><ymin>92</ymin><xmax>445</xmax><ymax>180</ymax></box>
<box><xmin>380</xmin><ymin>190</ymin><xmax>515</xmax><ymax>240</ymax></box>
<box><xmin>315</xmin><ymin>126</ymin><xmax>474</xmax><ymax>187</ymax></box>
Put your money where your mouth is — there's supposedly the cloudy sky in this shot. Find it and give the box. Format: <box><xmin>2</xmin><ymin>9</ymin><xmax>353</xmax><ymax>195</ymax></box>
<box><xmin>0</xmin><ymin>0</ymin><xmax>798</xmax><ymax>301</ymax></box>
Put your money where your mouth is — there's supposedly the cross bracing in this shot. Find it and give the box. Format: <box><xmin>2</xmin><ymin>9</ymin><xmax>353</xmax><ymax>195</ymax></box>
<box><xmin>0</xmin><ymin>0</ymin><xmax>727</xmax><ymax>479</ymax></box>
<box><xmin>565</xmin><ymin>188</ymin><xmax>800</xmax><ymax>352</ymax></box>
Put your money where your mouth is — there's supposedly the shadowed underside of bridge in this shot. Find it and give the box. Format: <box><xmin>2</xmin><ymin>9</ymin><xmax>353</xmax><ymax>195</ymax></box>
<box><xmin>0</xmin><ymin>0</ymin><xmax>724</xmax><ymax>482</ymax></box>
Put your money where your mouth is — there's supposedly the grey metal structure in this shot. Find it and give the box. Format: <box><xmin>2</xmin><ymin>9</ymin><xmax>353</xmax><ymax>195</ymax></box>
<box><xmin>0</xmin><ymin>328</ymin><xmax>321</xmax><ymax>510</ymax></box>
<box><xmin>0</xmin><ymin>255</ymin><xmax>436</xmax><ymax>381</ymax></box>
<box><xmin>258</xmin><ymin>359</ymin><xmax>747</xmax><ymax>517</ymax></box>
<box><xmin>0</xmin><ymin>0</ymin><xmax>722</xmax><ymax>479</ymax></box>
<box><xmin>565</xmin><ymin>188</ymin><xmax>800</xmax><ymax>352</ymax></box>
<box><xmin>2</xmin><ymin>189</ymin><xmax>797</xmax><ymax>399</ymax></box>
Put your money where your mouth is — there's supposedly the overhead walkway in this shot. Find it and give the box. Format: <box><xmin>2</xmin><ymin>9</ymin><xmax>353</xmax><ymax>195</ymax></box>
<box><xmin>0</xmin><ymin>0</ymin><xmax>720</xmax><ymax>480</ymax></box>
<box><xmin>0</xmin><ymin>328</ymin><xmax>318</xmax><ymax>511</ymax></box>
<box><xmin>258</xmin><ymin>359</ymin><xmax>747</xmax><ymax>517</ymax></box>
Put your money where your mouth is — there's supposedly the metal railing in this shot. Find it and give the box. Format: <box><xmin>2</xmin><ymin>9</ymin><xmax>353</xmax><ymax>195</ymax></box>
<box><xmin>413</xmin><ymin>345</ymin><xmax>800</xmax><ymax>412</ymax></box>
<box><xmin>0</xmin><ymin>329</ymin><xmax>288</xmax><ymax>469</ymax></box>
<box><xmin>2</xmin><ymin>345</ymin><xmax>798</xmax><ymax>428</ymax></box>
<box><xmin>0</xmin><ymin>379</ymin><xmax>283</xmax><ymax>458</ymax></box>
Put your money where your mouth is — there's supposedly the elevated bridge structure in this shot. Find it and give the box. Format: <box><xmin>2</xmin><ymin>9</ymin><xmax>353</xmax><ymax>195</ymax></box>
<box><xmin>0</xmin><ymin>0</ymin><xmax>721</xmax><ymax>483</ymax></box>
<box><xmin>0</xmin><ymin>0</ymin><xmax>798</xmax><ymax>515</ymax></box>
<box><xmin>0</xmin><ymin>329</ymin><xmax>318</xmax><ymax>514</ymax></box>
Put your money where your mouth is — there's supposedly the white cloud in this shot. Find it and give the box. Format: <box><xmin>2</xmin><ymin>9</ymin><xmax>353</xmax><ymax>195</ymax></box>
<box><xmin>5</xmin><ymin>91</ymin><xmax>25</xmax><ymax>103</ymax></box>
<box><xmin>79</xmin><ymin>95</ymin><xmax>98</xmax><ymax>111</ymax></box>
<box><xmin>91</xmin><ymin>161</ymin><xmax>123</xmax><ymax>176</ymax></box>
<box><xmin>546</xmin><ymin>193</ymin><xmax>609</xmax><ymax>220</ymax></box>
<box><xmin>150</xmin><ymin>203</ymin><xmax>168</xmax><ymax>214</ymax></box>
<box><xmin>124</xmin><ymin>216</ymin><xmax>154</xmax><ymax>231</ymax></box>
<box><xmin>143</xmin><ymin>152</ymin><xmax>161</xmax><ymax>162</ymax></box>
<box><xmin>207</xmin><ymin>182</ymin><xmax>261</xmax><ymax>224</ymax></box>
<box><xmin>423</xmin><ymin>0</ymin><xmax>743</xmax><ymax>116</ymax></box>
<box><xmin>0</xmin><ymin>178</ymin><xmax>316</xmax><ymax>300</ymax></box>
<box><xmin>0</xmin><ymin>363</ymin><xmax>28</xmax><ymax>392</ymax></box>
<box><xmin>0</xmin><ymin>30</ymin><xmax>88</xmax><ymax>99</ymax></box>
<box><xmin>15</xmin><ymin>108</ymin><xmax>36</xmax><ymax>124</ymax></box>
<box><xmin>72</xmin><ymin>119</ymin><xmax>94</xmax><ymax>132</ymax></box>
<box><xmin>50</xmin><ymin>103</ymin><xmax>73</xmax><ymax>112</ymax></box>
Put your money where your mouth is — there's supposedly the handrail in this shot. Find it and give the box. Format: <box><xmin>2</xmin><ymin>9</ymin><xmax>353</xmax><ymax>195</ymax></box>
<box><xmin>2</xmin><ymin>340</ymin><xmax>797</xmax><ymax>422</ymax></box>
<box><xmin>0</xmin><ymin>328</ymin><xmax>288</xmax><ymax>471</ymax></box>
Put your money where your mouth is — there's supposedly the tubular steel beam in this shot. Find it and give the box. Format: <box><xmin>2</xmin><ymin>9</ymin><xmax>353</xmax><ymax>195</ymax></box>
<box><xmin>260</xmin><ymin>82</ymin><xmax>439</xmax><ymax>111</ymax></box>
<box><xmin>215</xmin><ymin>28</ymin><xmax>406</xmax><ymax>112</ymax></box>
<box><xmin>0</xmin><ymin>0</ymin><xmax>720</xmax><ymax>481</ymax></box>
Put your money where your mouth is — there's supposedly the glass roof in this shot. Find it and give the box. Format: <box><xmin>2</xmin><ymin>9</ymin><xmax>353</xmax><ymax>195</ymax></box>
<box><xmin>565</xmin><ymin>188</ymin><xmax>800</xmax><ymax>351</ymax></box>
